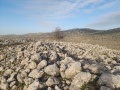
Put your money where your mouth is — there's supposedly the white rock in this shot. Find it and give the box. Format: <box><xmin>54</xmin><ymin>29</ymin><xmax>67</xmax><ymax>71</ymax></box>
<box><xmin>31</xmin><ymin>53</ymin><xmax>41</xmax><ymax>61</ymax></box>
<box><xmin>23</xmin><ymin>86</ymin><xmax>28</xmax><ymax>90</ymax></box>
<box><xmin>60</xmin><ymin>57</ymin><xmax>75</xmax><ymax>65</ymax></box>
<box><xmin>10</xmin><ymin>81</ymin><xmax>16</xmax><ymax>87</ymax></box>
<box><xmin>60</xmin><ymin>64</ymin><xmax>66</xmax><ymax>72</ymax></box>
<box><xmin>46</xmin><ymin>77</ymin><xmax>60</xmax><ymax>86</ymax></box>
<box><xmin>0</xmin><ymin>76</ymin><xmax>9</xmax><ymax>90</ymax></box>
<box><xmin>21</xmin><ymin>58</ymin><xmax>29</xmax><ymax>66</ymax></box>
<box><xmin>29</xmin><ymin>69</ymin><xmax>44</xmax><ymax>78</ymax></box>
<box><xmin>44</xmin><ymin>64</ymin><xmax>60</xmax><ymax>76</ymax></box>
<box><xmin>84</xmin><ymin>64</ymin><xmax>99</xmax><ymax>74</ymax></box>
<box><xmin>69</xmin><ymin>72</ymin><xmax>91</xmax><ymax>90</ymax></box>
<box><xmin>11</xmin><ymin>85</ymin><xmax>17</xmax><ymax>90</ymax></box>
<box><xmin>10</xmin><ymin>58</ymin><xmax>15</xmax><ymax>63</ymax></box>
<box><xmin>7</xmin><ymin>72</ymin><xmax>17</xmax><ymax>82</ymax></box>
<box><xmin>65</xmin><ymin>62</ymin><xmax>81</xmax><ymax>79</ymax></box>
<box><xmin>20</xmin><ymin>70</ymin><xmax>27</xmax><ymax>78</ymax></box>
<box><xmin>0</xmin><ymin>67</ymin><xmax>3</xmax><ymax>71</ymax></box>
<box><xmin>100</xmin><ymin>86</ymin><xmax>111</xmax><ymax>90</ymax></box>
<box><xmin>24</xmin><ymin>77</ymin><xmax>34</xmax><ymax>85</ymax></box>
<box><xmin>27</xmin><ymin>79</ymin><xmax>44</xmax><ymax>90</ymax></box>
<box><xmin>47</xmin><ymin>87</ymin><xmax>54</xmax><ymax>90</ymax></box>
<box><xmin>27</xmin><ymin>61</ymin><xmax>36</xmax><ymax>69</ymax></box>
<box><xmin>17</xmin><ymin>73</ymin><xmax>23</xmax><ymax>83</ymax></box>
<box><xmin>50</xmin><ymin>51</ymin><xmax>57</xmax><ymax>61</ymax></box>
<box><xmin>37</xmin><ymin>60</ymin><xmax>47</xmax><ymax>69</ymax></box>
<box><xmin>55</xmin><ymin>85</ymin><xmax>61</xmax><ymax>90</ymax></box>
<box><xmin>4</xmin><ymin>69</ymin><xmax>13</xmax><ymax>76</ymax></box>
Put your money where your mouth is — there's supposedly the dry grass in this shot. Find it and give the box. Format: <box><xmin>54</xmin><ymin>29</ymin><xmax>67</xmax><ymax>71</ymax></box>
<box><xmin>59</xmin><ymin>33</ymin><xmax>120</xmax><ymax>50</ymax></box>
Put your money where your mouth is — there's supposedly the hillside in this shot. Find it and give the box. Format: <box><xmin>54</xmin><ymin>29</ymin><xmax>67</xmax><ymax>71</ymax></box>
<box><xmin>0</xmin><ymin>28</ymin><xmax>120</xmax><ymax>50</ymax></box>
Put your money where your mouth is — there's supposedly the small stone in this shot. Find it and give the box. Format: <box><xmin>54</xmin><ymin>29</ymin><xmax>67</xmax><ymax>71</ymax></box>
<box><xmin>29</xmin><ymin>69</ymin><xmax>44</xmax><ymax>78</ymax></box>
<box><xmin>46</xmin><ymin>77</ymin><xmax>60</xmax><ymax>86</ymax></box>
<box><xmin>24</xmin><ymin>77</ymin><xmax>34</xmax><ymax>85</ymax></box>
<box><xmin>100</xmin><ymin>86</ymin><xmax>111</xmax><ymax>90</ymax></box>
<box><xmin>27</xmin><ymin>61</ymin><xmax>36</xmax><ymax>69</ymax></box>
<box><xmin>4</xmin><ymin>69</ymin><xmax>13</xmax><ymax>76</ymax></box>
<box><xmin>0</xmin><ymin>67</ymin><xmax>3</xmax><ymax>71</ymax></box>
<box><xmin>10</xmin><ymin>81</ymin><xmax>16</xmax><ymax>87</ymax></box>
<box><xmin>17</xmin><ymin>73</ymin><xmax>23</xmax><ymax>83</ymax></box>
<box><xmin>7</xmin><ymin>72</ymin><xmax>17</xmax><ymax>82</ymax></box>
<box><xmin>27</xmin><ymin>79</ymin><xmax>45</xmax><ymax>90</ymax></box>
<box><xmin>11</xmin><ymin>85</ymin><xmax>17</xmax><ymax>90</ymax></box>
<box><xmin>47</xmin><ymin>87</ymin><xmax>54</xmax><ymax>90</ymax></box>
<box><xmin>50</xmin><ymin>51</ymin><xmax>57</xmax><ymax>61</ymax></box>
<box><xmin>54</xmin><ymin>85</ymin><xmax>61</xmax><ymax>90</ymax></box>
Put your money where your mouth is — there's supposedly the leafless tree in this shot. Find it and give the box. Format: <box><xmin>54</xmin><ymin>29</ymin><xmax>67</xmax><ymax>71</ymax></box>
<box><xmin>53</xmin><ymin>27</ymin><xmax>64</xmax><ymax>40</ymax></box>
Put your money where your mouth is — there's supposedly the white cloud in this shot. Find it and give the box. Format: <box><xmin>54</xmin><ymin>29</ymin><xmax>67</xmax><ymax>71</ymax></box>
<box><xmin>11</xmin><ymin>0</ymin><xmax>105</xmax><ymax>19</ymax></box>
<box><xmin>99</xmin><ymin>0</ymin><xmax>120</xmax><ymax>9</ymax></box>
<box><xmin>87</xmin><ymin>10</ymin><xmax>120</xmax><ymax>27</ymax></box>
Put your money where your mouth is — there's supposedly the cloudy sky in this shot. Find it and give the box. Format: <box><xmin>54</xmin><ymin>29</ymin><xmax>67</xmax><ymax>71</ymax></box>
<box><xmin>0</xmin><ymin>0</ymin><xmax>120</xmax><ymax>35</ymax></box>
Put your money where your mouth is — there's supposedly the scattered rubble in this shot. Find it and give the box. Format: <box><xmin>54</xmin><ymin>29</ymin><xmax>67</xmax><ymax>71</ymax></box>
<box><xmin>0</xmin><ymin>40</ymin><xmax>120</xmax><ymax>90</ymax></box>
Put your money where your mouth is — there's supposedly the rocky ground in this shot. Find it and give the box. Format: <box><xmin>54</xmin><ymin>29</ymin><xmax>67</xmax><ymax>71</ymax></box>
<box><xmin>0</xmin><ymin>40</ymin><xmax>120</xmax><ymax>90</ymax></box>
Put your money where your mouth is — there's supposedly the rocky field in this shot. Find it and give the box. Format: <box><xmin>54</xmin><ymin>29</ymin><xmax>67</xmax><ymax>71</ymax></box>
<box><xmin>0</xmin><ymin>40</ymin><xmax>120</xmax><ymax>90</ymax></box>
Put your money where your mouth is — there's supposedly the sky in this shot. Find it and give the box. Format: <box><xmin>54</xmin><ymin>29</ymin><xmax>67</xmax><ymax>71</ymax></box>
<box><xmin>0</xmin><ymin>0</ymin><xmax>120</xmax><ymax>35</ymax></box>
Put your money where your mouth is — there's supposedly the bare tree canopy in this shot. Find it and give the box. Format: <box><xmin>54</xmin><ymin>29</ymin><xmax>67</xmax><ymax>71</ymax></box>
<box><xmin>53</xmin><ymin>27</ymin><xmax>64</xmax><ymax>40</ymax></box>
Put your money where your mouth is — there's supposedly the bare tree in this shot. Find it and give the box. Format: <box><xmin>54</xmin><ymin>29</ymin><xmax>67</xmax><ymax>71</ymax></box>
<box><xmin>53</xmin><ymin>27</ymin><xmax>64</xmax><ymax>40</ymax></box>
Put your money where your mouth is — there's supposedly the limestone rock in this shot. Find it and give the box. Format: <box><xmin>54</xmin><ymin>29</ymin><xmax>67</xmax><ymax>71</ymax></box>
<box><xmin>65</xmin><ymin>62</ymin><xmax>81</xmax><ymax>79</ymax></box>
<box><xmin>44</xmin><ymin>64</ymin><xmax>60</xmax><ymax>76</ymax></box>
<box><xmin>4</xmin><ymin>69</ymin><xmax>13</xmax><ymax>76</ymax></box>
<box><xmin>98</xmin><ymin>73</ymin><xmax>120</xmax><ymax>89</ymax></box>
<box><xmin>60</xmin><ymin>57</ymin><xmax>75</xmax><ymax>65</ymax></box>
<box><xmin>69</xmin><ymin>72</ymin><xmax>91</xmax><ymax>90</ymax></box>
<box><xmin>27</xmin><ymin>61</ymin><xmax>36</xmax><ymax>69</ymax></box>
<box><xmin>28</xmin><ymin>69</ymin><xmax>44</xmax><ymax>78</ymax></box>
<box><xmin>46</xmin><ymin>77</ymin><xmax>60</xmax><ymax>86</ymax></box>
<box><xmin>27</xmin><ymin>79</ymin><xmax>45</xmax><ymax>90</ymax></box>
<box><xmin>100</xmin><ymin>86</ymin><xmax>111</xmax><ymax>90</ymax></box>
<box><xmin>7</xmin><ymin>72</ymin><xmax>17</xmax><ymax>82</ymax></box>
<box><xmin>37</xmin><ymin>60</ymin><xmax>47</xmax><ymax>69</ymax></box>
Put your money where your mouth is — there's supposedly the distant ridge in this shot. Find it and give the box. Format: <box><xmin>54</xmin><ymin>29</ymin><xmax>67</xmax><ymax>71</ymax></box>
<box><xmin>0</xmin><ymin>27</ymin><xmax>120</xmax><ymax>37</ymax></box>
<box><xmin>62</xmin><ymin>27</ymin><xmax>120</xmax><ymax>36</ymax></box>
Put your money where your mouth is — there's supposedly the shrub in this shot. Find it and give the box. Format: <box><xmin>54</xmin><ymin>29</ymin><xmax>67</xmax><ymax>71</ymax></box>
<box><xmin>53</xmin><ymin>27</ymin><xmax>65</xmax><ymax>40</ymax></box>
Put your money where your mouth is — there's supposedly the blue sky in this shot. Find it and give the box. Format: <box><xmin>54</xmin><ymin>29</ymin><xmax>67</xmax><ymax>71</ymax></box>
<box><xmin>0</xmin><ymin>0</ymin><xmax>120</xmax><ymax>35</ymax></box>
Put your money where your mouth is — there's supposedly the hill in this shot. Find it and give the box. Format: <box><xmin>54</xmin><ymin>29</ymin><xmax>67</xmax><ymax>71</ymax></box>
<box><xmin>0</xmin><ymin>28</ymin><xmax>120</xmax><ymax>50</ymax></box>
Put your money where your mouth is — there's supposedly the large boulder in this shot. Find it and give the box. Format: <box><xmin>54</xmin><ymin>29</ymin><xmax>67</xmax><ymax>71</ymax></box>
<box><xmin>69</xmin><ymin>72</ymin><xmax>91</xmax><ymax>90</ymax></box>
<box><xmin>65</xmin><ymin>62</ymin><xmax>81</xmax><ymax>79</ymax></box>
<box><xmin>98</xmin><ymin>73</ymin><xmax>120</xmax><ymax>89</ymax></box>
<box><xmin>44</xmin><ymin>64</ymin><xmax>60</xmax><ymax>76</ymax></box>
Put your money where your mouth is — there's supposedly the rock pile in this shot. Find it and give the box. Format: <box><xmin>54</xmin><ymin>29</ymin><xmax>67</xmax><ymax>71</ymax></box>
<box><xmin>0</xmin><ymin>41</ymin><xmax>120</xmax><ymax>90</ymax></box>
